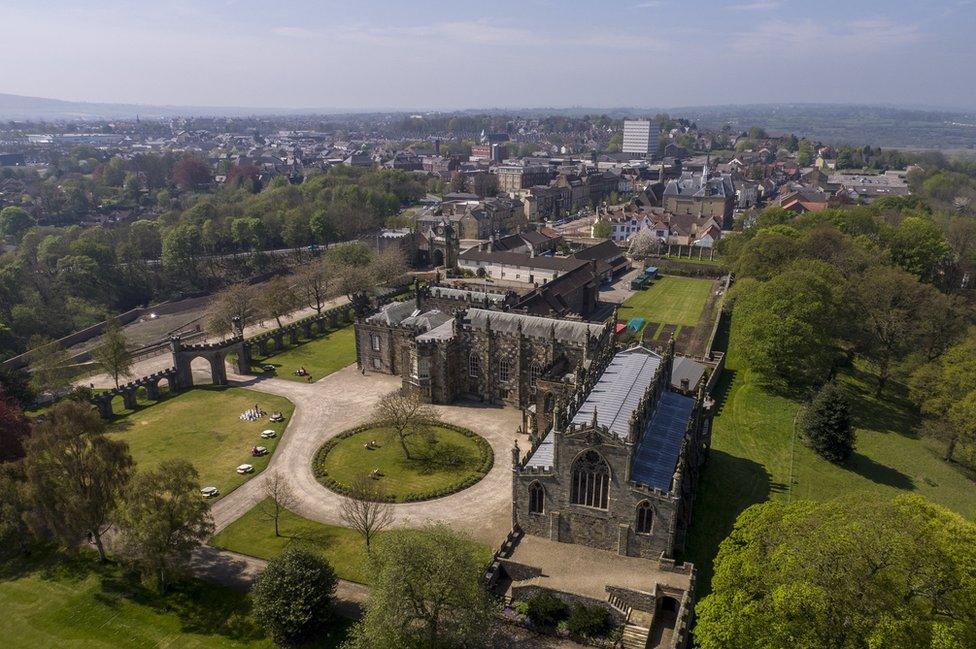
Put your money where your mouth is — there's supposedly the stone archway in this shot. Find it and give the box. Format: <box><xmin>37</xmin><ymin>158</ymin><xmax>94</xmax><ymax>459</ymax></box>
<box><xmin>432</xmin><ymin>248</ymin><xmax>445</xmax><ymax>267</ymax></box>
<box><xmin>170</xmin><ymin>334</ymin><xmax>251</xmax><ymax>390</ymax></box>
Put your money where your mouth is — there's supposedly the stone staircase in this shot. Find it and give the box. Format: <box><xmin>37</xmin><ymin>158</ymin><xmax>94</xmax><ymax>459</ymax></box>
<box><xmin>621</xmin><ymin>622</ymin><xmax>651</xmax><ymax>649</ymax></box>
<box><xmin>607</xmin><ymin>593</ymin><xmax>651</xmax><ymax>649</ymax></box>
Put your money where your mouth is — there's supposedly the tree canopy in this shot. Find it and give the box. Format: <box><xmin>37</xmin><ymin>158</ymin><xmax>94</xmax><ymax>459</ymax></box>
<box><xmin>695</xmin><ymin>495</ymin><xmax>976</xmax><ymax>649</ymax></box>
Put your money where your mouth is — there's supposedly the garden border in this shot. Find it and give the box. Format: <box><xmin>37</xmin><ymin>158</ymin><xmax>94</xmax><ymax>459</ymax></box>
<box><xmin>312</xmin><ymin>420</ymin><xmax>494</xmax><ymax>503</ymax></box>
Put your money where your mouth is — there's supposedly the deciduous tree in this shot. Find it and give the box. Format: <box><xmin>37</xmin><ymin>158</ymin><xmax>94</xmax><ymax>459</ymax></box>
<box><xmin>695</xmin><ymin>495</ymin><xmax>976</xmax><ymax>649</ymax></box>
<box><xmin>91</xmin><ymin>318</ymin><xmax>133</xmax><ymax>389</ymax></box>
<box><xmin>204</xmin><ymin>282</ymin><xmax>256</xmax><ymax>336</ymax></box>
<box><xmin>258</xmin><ymin>471</ymin><xmax>297</xmax><ymax>537</ymax></box>
<box><xmin>0</xmin><ymin>385</ymin><xmax>31</xmax><ymax>462</ymax></box>
<box><xmin>339</xmin><ymin>474</ymin><xmax>394</xmax><ymax>550</ymax></box>
<box><xmin>114</xmin><ymin>459</ymin><xmax>213</xmax><ymax>591</ymax></box>
<box><xmin>348</xmin><ymin>524</ymin><xmax>494</xmax><ymax>649</ymax></box>
<box><xmin>733</xmin><ymin>260</ymin><xmax>844</xmax><ymax>393</ymax></box>
<box><xmin>28</xmin><ymin>335</ymin><xmax>73</xmax><ymax>395</ymax></box>
<box><xmin>24</xmin><ymin>401</ymin><xmax>133</xmax><ymax>560</ymax></box>
<box><xmin>374</xmin><ymin>392</ymin><xmax>439</xmax><ymax>460</ymax></box>
<box><xmin>259</xmin><ymin>276</ymin><xmax>300</xmax><ymax>329</ymax></box>
<box><xmin>294</xmin><ymin>260</ymin><xmax>331</xmax><ymax>314</ymax></box>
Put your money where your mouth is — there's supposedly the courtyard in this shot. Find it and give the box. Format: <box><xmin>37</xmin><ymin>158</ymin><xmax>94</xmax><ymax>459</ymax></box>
<box><xmin>106</xmin><ymin>386</ymin><xmax>293</xmax><ymax>498</ymax></box>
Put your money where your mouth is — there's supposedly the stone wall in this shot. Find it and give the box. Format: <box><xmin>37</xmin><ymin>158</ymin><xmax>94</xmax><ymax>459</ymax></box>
<box><xmin>513</xmin><ymin>427</ymin><xmax>679</xmax><ymax>560</ymax></box>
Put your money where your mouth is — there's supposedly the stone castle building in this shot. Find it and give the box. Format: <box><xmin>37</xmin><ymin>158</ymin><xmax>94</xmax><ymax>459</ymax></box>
<box><xmin>511</xmin><ymin>343</ymin><xmax>713</xmax><ymax>561</ymax></box>
<box><xmin>355</xmin><ymin>288</ymin><xmax>612</xmax><ymax>423</ymax></box>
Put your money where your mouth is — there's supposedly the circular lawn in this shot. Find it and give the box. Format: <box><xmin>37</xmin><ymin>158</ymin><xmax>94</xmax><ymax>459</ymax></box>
<box><xmin>313</xmin><ymin>423</ymin><xmax>493</xmax><ymax>502</ymax></box>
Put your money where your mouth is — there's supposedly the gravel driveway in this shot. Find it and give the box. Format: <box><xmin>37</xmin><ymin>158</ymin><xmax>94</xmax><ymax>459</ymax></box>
<box><xmin>212</xmin><ymin>364</ymin><xmax>524</xmax><ymax>547</ymax></box>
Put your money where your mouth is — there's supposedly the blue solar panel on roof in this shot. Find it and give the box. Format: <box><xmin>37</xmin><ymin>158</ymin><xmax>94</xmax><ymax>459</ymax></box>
<box><xmin>630</xmin><ymin>391</ymin><xmax>695</xmax><ymax>492</ymax></box>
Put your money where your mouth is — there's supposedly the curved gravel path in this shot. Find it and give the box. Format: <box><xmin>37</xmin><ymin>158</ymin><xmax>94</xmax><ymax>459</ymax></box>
<box><xmin>211</xmin><ymin>364</ymin><xmax>524</xmax><ymax>546</ymax></box>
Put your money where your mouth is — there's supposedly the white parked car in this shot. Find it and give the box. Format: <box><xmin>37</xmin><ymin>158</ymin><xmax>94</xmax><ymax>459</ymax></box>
<box><xmin>200</xmin><ymin>486</ymin><xmax>220</xmax><ymax>498</ymax></box>
<box><xmin>261</xmin><ymin>430</ymin><xmax>277</xmax><ymax>439</ymax></box>
<box><xmin>236</xmin><ymin>464</ymin><xmax>254</xmax><ymax>474</ymax></box>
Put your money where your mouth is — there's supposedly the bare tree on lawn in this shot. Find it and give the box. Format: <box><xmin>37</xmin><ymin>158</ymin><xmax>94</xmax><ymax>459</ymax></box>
<box><xmin>339</xmin><ymin>474</ymin><xmax>394</xmax><ymax>550</ymax></box>
<box><xmin>92</xmin><ymin>318</ymin><xmax>133</xmax><ymax>389</ymax></box>
<box><xmin>375</xmin><ymin>392</ymin><xmax>440</xmax><ymax>460</ymax></box>
<box><xmin>259</xmin><ymin>471</ymin><xmax>297</xmax><ymax>537</ymax></box>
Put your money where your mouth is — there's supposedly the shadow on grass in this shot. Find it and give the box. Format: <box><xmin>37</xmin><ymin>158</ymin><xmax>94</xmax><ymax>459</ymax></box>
<box><xmin>846</xmin><ymin>452</ymin><xmax>915</xmax><ymax>490</ymax></box>
<box><xmin>709</xmin><ymin>369</ymin><xmax>737</xmax><ymax>416</ymax></box>
<box><xmin>839</xmin><ymin>366</ymin><xmax>918</xmax><ymax>437</ymax></box>
<box><xmin>680</xmin><ymin>450</ymin><xmax>771</xmax><ymax>597</ymax></box>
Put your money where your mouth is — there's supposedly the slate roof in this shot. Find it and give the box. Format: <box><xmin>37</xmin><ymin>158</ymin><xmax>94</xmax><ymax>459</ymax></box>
<box><xmin>570</xmin><ymin>349</ymin><xmax>663</xmax><ymax>439</ymax></box>
<box><xmin>365</xmin><ymin>300</ymin><xmax>417</xmax><ymax>326</ymax></box>
<box><xmin>671</xmin><ymin>356</ymin><xmax>707</xmax><ymax>392</ymax></box>
<box><xmin>459</xmin><ymin>249</ymin><xmax>588</xmax><ymax>272</ymax></box>
<box><xmin>428</xmin><ymin>286</ymin><xmax>506</xmax><ymax>304</ymax></box>
<box><xmin>525</xmin><ymin>431</ymin><xmax>555</xmax><ymax>469</ymax></box>
<box><xmin>464</xmin><ymin>308</ymin><xmax>603</xmax><ymax>343</ymax></box>
<box><xmin>630</xmin><ymin>391</ymin><xmax>695</xmax><ymax>492</ymax></box>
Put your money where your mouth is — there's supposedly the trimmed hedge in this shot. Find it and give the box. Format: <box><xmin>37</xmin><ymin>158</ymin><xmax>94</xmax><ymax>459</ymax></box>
<box><xmin>312</xmin><ymin>421</ymin><xmax>493</xmax><ymax>503</ymax></box>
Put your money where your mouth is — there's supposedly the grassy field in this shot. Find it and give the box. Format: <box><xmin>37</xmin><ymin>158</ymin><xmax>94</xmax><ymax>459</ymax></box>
<box><xmin>0</xmin><ymin>550</ymin><xmax>352</xmax><ymax>648</ymax></box>
<box><xmin>316</xmin><ymin>425</ymin><xmax>488</xmax><ymax>502</ymax></box>
<box><xmin>106</xmin><ymin>387</ymin><xmax>293</xmax><ymax>497</ymax></box>
<box><xmin>212</xmin><ymin>503</ymin><xmax>491</xmax><ymax>585</ymax></box>
<box><xmin>618</xmin><ymin>275</ymin><xmax>714</xmax><ymax>329</ymax></box>
<box><xmin>250</xmin><ymin>325</ymin><xmax>356</xmax><ymax>383</ymax></box>
<box><xmin>683</xmin><ymin>318</ymin><xmax>976</xmax><ymax>595</ymax></box>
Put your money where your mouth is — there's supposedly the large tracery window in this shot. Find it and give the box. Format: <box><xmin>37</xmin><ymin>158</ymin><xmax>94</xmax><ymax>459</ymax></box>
<box><xmin>635</xmin><ymin>501</ymin><xmax>653</xmax><ymax>534</ymax></box>
<box><xmin>570</xmin><ymin>450</ymin><xmax>610</xmax><ymax>510</ymax></box>
<box><xmin>529</xmin><ymin>482</ymin><xmax>545</xmax><ymax>514</ymax></box>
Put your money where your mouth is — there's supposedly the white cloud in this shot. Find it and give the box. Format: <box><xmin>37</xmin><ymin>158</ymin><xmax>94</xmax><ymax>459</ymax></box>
<box><xmin>728</xmin><ymin>1</ymin><xmax>782</xmax><ymax>10</ymax></box>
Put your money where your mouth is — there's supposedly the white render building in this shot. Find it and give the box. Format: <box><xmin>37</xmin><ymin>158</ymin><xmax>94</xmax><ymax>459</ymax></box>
<box><xmin>622</xmin><ymin>120</ymin><xmax>660</xmax><ymax>158</ymax></box>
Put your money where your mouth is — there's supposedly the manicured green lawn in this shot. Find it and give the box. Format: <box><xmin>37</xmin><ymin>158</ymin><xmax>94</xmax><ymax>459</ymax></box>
<box><xmin>683</xmin><ymin>318</ymin><xmax>976</xmax><ymax>595</ymax></box>
<box><xmin>0</xmin><ymin>550</ymin><xmax>351</xmax><ymax>648</ymax></box>
<box><xmin>106</xmin><ymin>387</ymin><xmax>293</xmax><ymax>498</ymax></box>
<box><xmin>212</xmin><ymin>502</ymin><xmax>491</xmax><ymax>585</ymax></box>
<box><xmin>619</xmin><ymin>275</ymin><xmax>714</xmax><ymax>327</ymax></box>
<box><xmin>250</xmin><ymin>325</ymin><xmax>356</xmax><ymax>383</ymax></box>
<box><xmin>316</xmin><ymin>425</ymin><xmax>489</xmax><ymax>502</ymax></box>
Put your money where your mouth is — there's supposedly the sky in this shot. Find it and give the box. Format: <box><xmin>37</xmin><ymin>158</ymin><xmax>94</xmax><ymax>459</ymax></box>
<box><xmin>1</xmin><ymin>0</ymin><xmax>975</xmax><ymax>111</ymax></box>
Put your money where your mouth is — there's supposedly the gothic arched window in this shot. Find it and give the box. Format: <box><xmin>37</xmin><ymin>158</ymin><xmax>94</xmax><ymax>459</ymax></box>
<box><xmin>529</xmin><ymin>482</ymin><xmax>545</xmax><ymax>514</ymax></box>
<box><xmin>635</xmin><ymin>501</ymin><xmax>653</xmax><ymax>534</ymax></box>
<box><xmin>468</xmin><ymin>352</ymin><xmax>481</xmax><ymax>379</ymax></box>
<box><xmin>570</xmin><ymin>450</ymin><xmax>610</xmax><ymax>509</ymax></box>
<box><xmin>498</xmin><ymin>357</ymin><xmax>510</xmax><ymax>382</ymax></box>
<box><xmin>530</xmin><ymin>362</ymin><xmax>542</xmax><ymax>382</ymax></box>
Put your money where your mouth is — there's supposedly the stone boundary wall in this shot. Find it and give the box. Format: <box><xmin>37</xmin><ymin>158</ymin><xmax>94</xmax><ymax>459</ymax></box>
<box><xmin>2</xmin><ymin>294</ymin><xmax>212</xmax><ymax>372</ymax></box>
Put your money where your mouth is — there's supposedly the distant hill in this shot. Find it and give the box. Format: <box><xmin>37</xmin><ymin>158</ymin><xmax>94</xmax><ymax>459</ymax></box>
<box><xmin>0</xmin><ymin>92</ymin><xmax>314</xmax><ymax>120</ymax></box>
<box><xmin>1</xmin><ymin>92</ymin><xmax>973</xmax><ymax>152</ymax></box>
